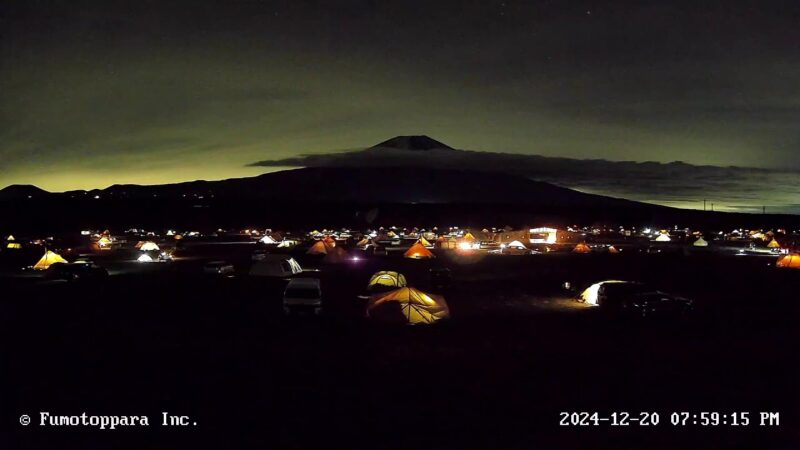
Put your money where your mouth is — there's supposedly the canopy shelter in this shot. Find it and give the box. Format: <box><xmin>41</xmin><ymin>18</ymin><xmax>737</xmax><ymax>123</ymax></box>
<box><xmin>573</xmin><ymin>242</ymin><xmax>591</xmax><ymax>254</ymax></box>
<box><xmin>250</xmin><ymin>255</ymin><xmax>303</xmax><ymax>277</ymax></box>
<box><xmin>404</xmin><ymin>242</ymin><xmax>435</xmax><ymax>259</ymax></box>
<box><xmin>33</xmin><ymin>250</ymin><xmax>68</xmax><ymax>270</ymax></box>
<box><xmin>693</xmin><ymin>237</ymin><xmax>709</xmax><ymax>247</ymax></box>
<box><xmin>776</xmin><ymin>253</ymin><xmax>800</xmax><ymax>269</ymax></box>
<box><xmin>307</xmin><ymin>240</ymin><xmax>329</xmax><ymax>255</ymax></box>
<box><xmin>367</xmin><ymin>287</ymin><xmax>450</xmax><ymax>325</ymax></box>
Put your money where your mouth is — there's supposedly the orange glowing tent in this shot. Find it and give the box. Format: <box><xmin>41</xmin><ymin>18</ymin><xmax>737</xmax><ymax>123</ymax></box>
<box><xmin>307</xmin><ymin>240</ymin><xmax>329</xmax><ymax>255</ymax></box>
<box><xmin>404</xmin><ymin>242</ymin><xmax>435</xmax><ymax>259</ymax></box>
<box><xmin>322</xmin><ymin>236</ymin><xmax>336</xmax><ymax>247</ymax></box>
<box><xmin>573</xmin><ymin>242</ymin><xmax>591</xmax><ymax>254</ymax></box>
<box><xmin>776</xmin><ymin>253</ymin><xmax>800</xmax><ymax>269</ymax></box>
<box><xmin>367</xmin><ymin>287</ymin><xmax>450</xmax><ymax>325</ymax></box>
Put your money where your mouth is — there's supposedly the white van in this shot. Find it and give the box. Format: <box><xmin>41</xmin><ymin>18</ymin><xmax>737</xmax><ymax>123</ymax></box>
<box><xmin>283</xmin><ymin>278</ymin><xmax>322</xmax><ymax>314</ymax></box>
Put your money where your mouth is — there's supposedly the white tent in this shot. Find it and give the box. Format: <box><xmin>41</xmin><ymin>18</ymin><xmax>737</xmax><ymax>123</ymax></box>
<box><xmin>249</xmin><ymin>255</ymin><xmax>303</xmax><ymax>277</ymax></box>
<box><xmin>137</xmin><ymin>254</ymin><xmax>154</xmax><ymax>262</ymax></box>
<box><xmin>259</xmin><ymin>235</ymin><xmax>278</xmax><ymax>244</ymax></box>
<box><xmin>655</xmin><ymin>233</ymin><xmax>671</xmax><ymax>242</ymax></box>
<box><xmin>506</xmin><ymin>240</ymin><xmax>527</xmax><ymax>249</ymax></box>
<box><xmin>139</xmin><ymin>241</ymin><xmax>160</xmax><ymax>251</ymax></box>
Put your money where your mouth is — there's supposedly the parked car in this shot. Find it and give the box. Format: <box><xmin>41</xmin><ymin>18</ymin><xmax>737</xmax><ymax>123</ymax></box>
<box><xmin>203</xmin><ymin>260</ymin><xmax>235</xmax><ymax>276</ymax></box>
<box><xmin>582</xmin><ymin>281</ymin><xmax>693</xmax><ymax>317</ymax></box>
<box><xmin>44</xmin><ymin>262</ymin><xmax>109</xmax><ymax>282</ymax></box>
<box><xmin>283</xmin><ymin>278</ymin><xmax>322</xmax><ymax>315</ymax></box>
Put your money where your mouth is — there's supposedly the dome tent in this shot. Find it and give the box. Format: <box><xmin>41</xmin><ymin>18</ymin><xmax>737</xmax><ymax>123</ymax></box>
<box><xmin>34</xmin><ymin>250</ymin><xmax>68</xmax><ymax>270</ymax></box>
<box><xmin>367</xmin><ymin>287</ymin><xmax>450</xmax><ymax>325</ymax></box>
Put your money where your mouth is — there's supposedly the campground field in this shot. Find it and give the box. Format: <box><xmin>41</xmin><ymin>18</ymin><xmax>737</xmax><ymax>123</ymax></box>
<box><xmin>2</xmin><ymin>249</ymin><xmax>798</xmax><ymax>449</ymax></box>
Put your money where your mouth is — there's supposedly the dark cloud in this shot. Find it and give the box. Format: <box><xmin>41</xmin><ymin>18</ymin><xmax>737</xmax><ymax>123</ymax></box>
<box><xmin>1</xmin><ymin>0</ymin><xmax>800</xmax><ymax>193</ymax></box>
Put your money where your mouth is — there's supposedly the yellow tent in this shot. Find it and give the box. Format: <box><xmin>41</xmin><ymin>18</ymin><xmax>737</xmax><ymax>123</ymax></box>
<box><xmin>7</xmin><ymin>242</ymin><xmax>22</xmax><ymax>249</ymax></box>
<box><xmin>767</xmin><ymin>239</ymin><xmax>780</xmax><ymax>249</ymax></box>
<box><xmin>655</xmin><ymin>233</ymin><xmax>671</xmax><ymax>242</ymax></box>
<box><xmin>573</xmin><ymin>242</ymin><xmax>591</xmax><ymax>254</ymax></box>
<box><xmin>417</xmin><ymin>237</ymin><xmax>432</xmax><ymax>247</ymax></box>
<box><xmin>97</xmin><ymin>236</ymin><xmax>112</xmax><ymax>248</ymax></box>
<box><xmin>404</xmin><ymin>242</ymin><xmax>435</xmax><ymax>259</ymax></box>
<box><xmin>139</xmin><ymin>241</ymin><xmax>160</xmax><ymax>251</ymax></box>
<box><xmin>33</xmin><ymin>250</ymin><xmax>68</xmax><ymax>270</ymax></box>
<box><xmin>367</xmin><ymin>271</ymin><xmax>408</xmax><ymax>289</ymax></box>
<box><xmin>776</xmin><ymin>253</ymin><xmax>800</xmax><ymax>269</ymax></box>
<box><xmin>307</xmin><ymin>240</ymin><xmax>329</xmax><ymax>255</ymax></box>
<box><xmin>367</xmin><ymin>287</ymin><xmax>450</xmax><ymax>325</ymax></box>
<box><xmin>462</xmin><ymin>232</ymin><xmax>476</xmax><ymax>242</ymax></box>
<box><xmin>693</xmin><ymin>237</ymin><xmax>709</xmax><ymax>247</ymax></box>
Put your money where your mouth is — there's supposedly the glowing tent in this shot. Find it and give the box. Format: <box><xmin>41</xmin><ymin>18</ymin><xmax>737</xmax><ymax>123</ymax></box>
<box><xmin>573</xmin><ymin>243</ymin><xmax>591</xmax><ymax>254</ymax></box>
<box><xmin>33</xmin><ymin>250</ymin><xmax>68</xmax><ymax>270</ymax></box>
<box><xmin>462</xmin><ymin>232</ymin><xmax>476</xmax><ymax>243</ymax></box>
<box><xmin>608</xmin><ymin>246</ymin><xmax>620</xmax><ymax>254</ymax></box>
<box><xmin>580</xmin><ymin>280</ymin><xmax>627</xmax><ymax>306</ymax></box>
<box><xmin>404</xmin><ymin>242</ymin><xmax>435</xmax><ymax>259</ymax></box>
<box><xmin>7</xmin><ymin>242</ymin><xmax>21</xmax><ymax>249</ymax></box>
<box><xmin>259</xmin><ymin>235</ymin><xmax>277</xmax><ymax>244</ymax></box>
<box><xmin>307</xmin><ymin>240</ymin><xmax>329</xmax><ymax>255</ymax></box>
<box><xmin>356</xmin><ymin>237</ymin><xmax>371</xmax><ymax>247</ymax></box>
<box><xmin>655</xmin><ymin>233</ymin><xmax>671</xmax><ymax>242</ymax></box>
<box><xmin>367</xmin><ymin>271</ymin><xmax>408</xmax><ymax>290</ymax></box>
<box><xmin>693</xmin><ymin>237</ymin><xmax>709</xmax><ymax>247</ymax></box>
<box><xmin>322</xmin><ymin>236</ymin><xmax>336</xmax><ymax>247</ymax></box>
<box><xmin>417</xmin><ymin>237</ymin><xmax>432</xmax><ymax>247</ymax></box>
<box><xmin>506</xmin><ymin>240</ymin><xmax>527</xmax><ymax>250</ymax></box>
<box><xmin>367</xmin><ymin>287</ymin><xmax>450</xmax><ymax>325</ymax></box>
<box><xmin>97</xmin><ymin>236</ymin><xmax>112</xmax><ymax>248</ymax></box>
<box><xmin>139</xmin><ymin>241</ymin><xmax>160</xmax><ymax>251</ymax></box>
<box><xmin>767</xmin><ymin>239</ymin><xmax>781</xmax><ymax>249</ymax></box>
<box><xmin>776</xmin><ymin>253</ymin><xmax>800</xmax><ymax>269</ymax></box>
<box><xmin>6</xmin><ymin>235</ymin><xmax>15</xmax><ymax>241</ymax></box>
<box><xmin>137</xmin><ymin>253</ymin><xmax>154</xmax><ymax>262</ymax></box>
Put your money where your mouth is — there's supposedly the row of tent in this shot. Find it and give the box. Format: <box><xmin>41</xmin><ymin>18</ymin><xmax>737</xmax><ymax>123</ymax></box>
<box><xmin>308</xmin><ymin>240</ymin><xmax>436</xmax><ymax>260</ymax></box>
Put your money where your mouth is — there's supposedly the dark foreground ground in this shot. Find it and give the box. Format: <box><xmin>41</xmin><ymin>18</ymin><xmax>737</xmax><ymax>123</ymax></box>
<box><xmin>1</xmin><ymin>250</ymin><xmax>798</xmax><ymax>449</ymax></box>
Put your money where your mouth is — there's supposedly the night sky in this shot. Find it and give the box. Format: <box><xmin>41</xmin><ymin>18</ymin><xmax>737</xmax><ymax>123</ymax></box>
<box><xmin>2</xmin><ymin>1</ymin><xmax>800</xmax><ymax>191</ymax></box>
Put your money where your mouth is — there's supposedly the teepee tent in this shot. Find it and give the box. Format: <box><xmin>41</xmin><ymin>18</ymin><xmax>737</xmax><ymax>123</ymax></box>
<box><xmin>655</xmin><ymin>233</ymin><xmax>671</xmax><ymax>242</ymax></box>
<box><xmin>417</xmin><ymin>237</ymin><xmax>432</xmax><ymax>247</ymax></box>
<box><xmin>33</xmin><ymin>250</ymin><xmax>68</xmax><ymax>270</ymax></box>
<box><xmin>776</xmin><ymin>253</ymin><xmax>800</xmax><ymax>269</ymax></box>
<box><xmin>767</xmin><ymin>239</ymin><xmax>781</xmax><ymax>249</ymax></box>
<box><xmin>367</xmin><ymin>271</ymin><xmax>408</xmax><ymax>290</ymax></box>
<box><xmin>307</xmin><ymin>240</ymin><xmax>329</xmax><ymax>255</ymax></box>
<box><xmin>693</xmin><ymin>237</ymin><xmax>709</xmax><ymax>247</ymax></box>
<box><xmin>6</xmin><ymin>235</ymin><xmax>15</xmax><ymax>241</ymax></box>
<box><xmin>573</xmin><ymin>242</ymin><xmax>591</xmax><ymax>254</ymax></box>
<box><xmin>462</xmin><ymin>232</ymin><xmax>476</xmax><ymax>243</ymax></box>
<box><xmin>367</xmin><ymin>287</ymin><xmax>450</xmax><ymax>325</ymax></box>
<box><xmin>404</xmin><ymin>242</ymin><xmax>435</xmax><ymax>259</ymax></box>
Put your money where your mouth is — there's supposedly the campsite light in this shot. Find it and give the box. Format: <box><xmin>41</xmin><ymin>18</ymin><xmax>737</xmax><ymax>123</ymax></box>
<box><xmin>458</xmin><ymin>242</ymin><xmax>472</xmax><ymax>251</ymax></box>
